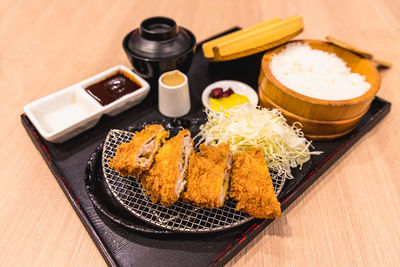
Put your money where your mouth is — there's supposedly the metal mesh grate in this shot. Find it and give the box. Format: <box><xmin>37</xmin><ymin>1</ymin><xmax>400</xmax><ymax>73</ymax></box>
<box><xmin>102</xmin><ymin>129</ymin><xmax>286</xmax><ymax>233</ymax></box>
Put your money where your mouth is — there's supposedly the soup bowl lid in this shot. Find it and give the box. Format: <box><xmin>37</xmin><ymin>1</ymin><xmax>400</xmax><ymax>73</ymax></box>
<box><xmin>124</xmin><ymin>16</ymin><xmax>196</xmax><ymax>60</ymax></box>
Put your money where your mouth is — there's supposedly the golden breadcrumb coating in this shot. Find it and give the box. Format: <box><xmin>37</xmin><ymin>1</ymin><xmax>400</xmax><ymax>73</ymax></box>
<box><xmin>229</xmin><ymin>148</ymin><xmax>281</xmax><ymax>219</ymax></box>
<box><xmin>183</xmin><ymin>143</ymin><xmax>231</xmax><ymax>209</ymax></box>
<box><xmin>141</xmin><ymin>129</ymin><xmax>193</xmax><ymax>207</ymax></box>
<box><xmin>108</xmin><ymin>124</ymin><xmax>169</xmax><ymax>177</ymax></box>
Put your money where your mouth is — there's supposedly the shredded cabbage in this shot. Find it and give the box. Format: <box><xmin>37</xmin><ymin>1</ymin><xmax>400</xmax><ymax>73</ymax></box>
<box><xmin>196</xmin><ymin>103</ymin><xmax>321</xmax><ymax>180</ymax></box>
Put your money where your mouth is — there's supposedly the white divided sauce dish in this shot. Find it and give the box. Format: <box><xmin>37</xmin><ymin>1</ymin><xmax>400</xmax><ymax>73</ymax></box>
<box><xmin>24</xmin><ymin>65</ymin><xmax>150</xmax><ymax>143</ymax></box>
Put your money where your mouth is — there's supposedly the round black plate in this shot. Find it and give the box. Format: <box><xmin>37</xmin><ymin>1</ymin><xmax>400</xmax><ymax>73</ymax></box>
<box><xmin>85</xmin><ymin>117</ymin><xmax>312</xmax><ymax>233</ymax></box>
<box><xmin>101</xmin><ymin>118</ymin><xmax>255</xmax><ymax>233</ymax></box>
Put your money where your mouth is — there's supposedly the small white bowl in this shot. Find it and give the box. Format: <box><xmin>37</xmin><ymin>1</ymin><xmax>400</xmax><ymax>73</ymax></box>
<box><xmin>24</xmin><ymin>65</ymin><xmax>150</xmax><ymax>143</ymax></box>
<box><xmin>201</xmin><ymin>80</ymin><xmax>259</xmax><ymax>110</ymax></box>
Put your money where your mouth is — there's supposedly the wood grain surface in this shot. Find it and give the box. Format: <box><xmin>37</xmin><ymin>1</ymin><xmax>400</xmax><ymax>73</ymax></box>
<box><xmin>1</xmin><ymin>0</ymin><xmax>399</xmax><ymax>266</ymax></box>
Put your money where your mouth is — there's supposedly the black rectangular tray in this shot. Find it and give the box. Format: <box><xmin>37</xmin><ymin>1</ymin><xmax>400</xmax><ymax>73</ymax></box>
<box><xmin>21</xmin><ymin>28</ymin><xmax>391</xmax><ymax>267</ymax></box>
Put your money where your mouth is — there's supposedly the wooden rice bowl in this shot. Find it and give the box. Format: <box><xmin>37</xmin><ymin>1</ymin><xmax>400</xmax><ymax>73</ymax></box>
<box><xmin>258</xmin><ymin>40</ymin><xmax>380</xmax><ymax>139</ymax></box>
<box><xmin>259</xmin><ymin>90</ymin><xmax>366</xmax><ymax>140</ymax></box>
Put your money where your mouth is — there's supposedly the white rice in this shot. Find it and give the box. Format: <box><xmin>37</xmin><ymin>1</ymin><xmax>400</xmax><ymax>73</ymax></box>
<box><xmin>269</xmin><ymin>43</ymin><xmax>371</xmax><ymax>100</ymax></box>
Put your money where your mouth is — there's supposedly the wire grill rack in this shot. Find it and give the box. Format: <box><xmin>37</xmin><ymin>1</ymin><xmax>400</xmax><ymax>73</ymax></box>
<box><xmin>102</xmin><ymin>128</ymin><xmax>286</xmax><ymax>233</ymax></box>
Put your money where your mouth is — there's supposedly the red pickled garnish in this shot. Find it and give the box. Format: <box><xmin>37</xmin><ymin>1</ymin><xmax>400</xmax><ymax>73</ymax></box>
<box><xmin>209</xmin><ymin>87</ymin><xmax>236</xmax><ymax>99</ymax></box>
<box><xmin>226</xmin><ymin>88</ymin><xmax>234</xmax><ymax>95</ymax></box>
<box><xmin>209</xmin><ymin>88</ymin><xmax>223</xmax><ymax>98</ymax></box>
<box><xmin>221</xmin><ymin>92</ymin><xmax>231</xmax><ymax>98</ymax></box>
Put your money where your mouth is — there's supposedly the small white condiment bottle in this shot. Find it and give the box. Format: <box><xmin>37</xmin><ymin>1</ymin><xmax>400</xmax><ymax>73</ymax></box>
<box><xmin>158</xmin><ymin>70</ymin><xmax>191</xmax><ymax>117</ymax></box>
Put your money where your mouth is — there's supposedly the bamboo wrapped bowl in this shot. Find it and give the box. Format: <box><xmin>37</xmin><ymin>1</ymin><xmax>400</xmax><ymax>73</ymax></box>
<box><xmin>258</xmin><ymin>40</ymin><xmax>381</xmax><ymax>140</ymax></box>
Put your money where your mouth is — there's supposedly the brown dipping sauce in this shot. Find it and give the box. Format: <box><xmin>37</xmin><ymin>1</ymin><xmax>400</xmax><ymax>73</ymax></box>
<box><xmin>85</xmin><ymin>71</ymin><xmax>141</xmax><ymax>106</ymax></box>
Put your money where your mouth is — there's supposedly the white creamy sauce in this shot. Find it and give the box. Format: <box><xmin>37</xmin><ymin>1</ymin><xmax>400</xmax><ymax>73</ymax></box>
<box><xmin>41</xmin><ymin>104</ymin><xmax>89</xmax><ymax>132</ymax></box>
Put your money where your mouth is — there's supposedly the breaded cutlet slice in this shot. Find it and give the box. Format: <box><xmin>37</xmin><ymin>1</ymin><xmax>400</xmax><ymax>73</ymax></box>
<box><xmin>141</xmin><ymin>129</ymin><xmax>193</xmax><ymax>207</ymax></box>
<box><xmin>229</xmin><ymin>148</ymin><xmax>281</xmax><ymax>219</ymax></box>
<box><xmin>108</xmin><ymin>124</ymin><xmax>169</xmax><ymax>177</ymax></box>
<box><xmin>182</xmin><ymin>143</ymin><xmax>232</xmax><ymax>209</ymax></box>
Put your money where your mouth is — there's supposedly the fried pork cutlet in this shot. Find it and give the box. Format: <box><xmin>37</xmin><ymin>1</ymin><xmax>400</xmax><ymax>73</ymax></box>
<box><xmin>108</xmin><ymin>124</ymin><xmax>169</xmax><ymax>177</ymax></box>
<box><xmin>183</xmin><ymin>143</ymin><xmax>232</xmax><ymax>209</ymax></box>
<box><xmin>229</xmin><ymin>148</ymin><xmax>281</xmax><ymax>219</ymax></box>
<box><xmin>141</xmin><ymin>129</ymin><xmax>194</xmax><ymax>206</ymax></box>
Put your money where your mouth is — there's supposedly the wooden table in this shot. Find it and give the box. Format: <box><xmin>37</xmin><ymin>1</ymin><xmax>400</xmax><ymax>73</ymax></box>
<box><xmin>1</xmin><ymin>0</ymin><xmax>400</xmax><ymax>266</ymax></box>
